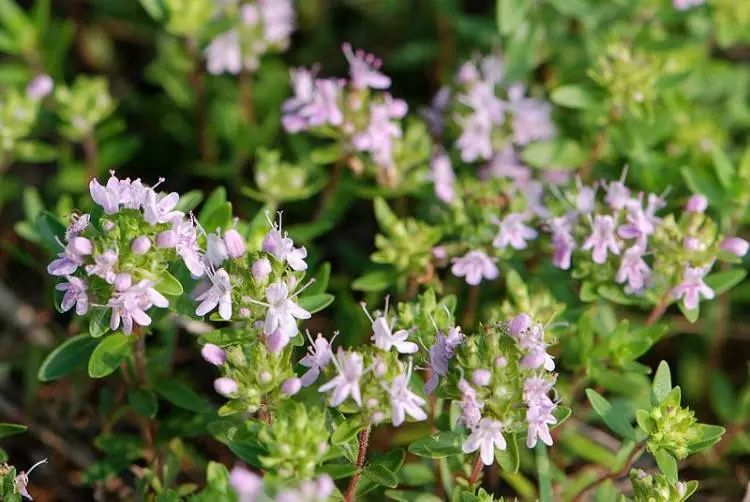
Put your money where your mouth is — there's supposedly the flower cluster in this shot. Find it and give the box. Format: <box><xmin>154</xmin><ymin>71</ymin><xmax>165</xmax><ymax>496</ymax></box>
<box><xmin>205</xmin><ymin>0</ymin><xmax>295</xmax><ymax>75</ymax></box>
<box><xmin>47</xmin><ymin>172</ymin><xmax>198</xmax><ymax>335</ymax></box>
<box><xmin>442</xmin><ymin>313</ymin><xmax>558</xmax><ymax>466</ymax></box>
<box><xmin>629</xmin><ymin>469</ymin><xmax>696</xmax><ymax>502</ymax></box>
<box><xmin>282</xmin><ymin>44</ymin><xmax>409</xmax><ymax>183</ymax></box>
<box><xmin>230</xmin><ymin>465</ymin><xmax>334</xmax><ymax>502</ymax></box>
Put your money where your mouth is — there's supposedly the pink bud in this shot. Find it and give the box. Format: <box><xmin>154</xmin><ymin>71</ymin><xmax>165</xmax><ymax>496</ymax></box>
<box><xmin>113</xmin><ymin>273</ymin><xmax>132</xmax><ymax>291</ymax></box>
<box><xmin>494</xmin><ymin>356</ymin><xmax>507</xmax><ymax>368</ymax></box>
<box><xmin>214</xmin><ymin>377</ymin><xmax>238</xmax><ymax>397</ymax></box>
<box><xmin>259</xmin><ymin>371</ymin><xmax>272</xmax><ymax>384</ymax></box>
<box><xmin>262</xmin><ymin>232</ymin><xmax>278</xmax><ymax>255</ymax></box>
<box><xmin>240</xmin><ymin>4</ymin><xmax>259</xmax><ymax>25</ymax></box>
<box><xmin>685</xmin><ymin>194</ymin><xmax>708</xmax><ymax>213</ymax></box>
<box><xmin>683</xmin><ymin>237</ymin><xmax>700</xmax><ymax>251</ymax></box>
<box><xmin>472</xmin><ymin>369</ymin><xmax>492</xmax><ymax>387</ymax></box>
<box><xmin>224</xmin><ymin>229</ymin><xmax>246</xmax><ymax>259</ymax></box>
<box><xmin>432</xmin><ymin>245</ymin><xmax>448</xmax><ymax>260</ymax></box>
<box><xmin>281</xmin><ymin>377</ymin><xmax>301</xmax><ymax>396</ymax></box>
<box><xmin>266</xmin><ymin>328</ymin><xmax>289</xmax><ymax>353</ymax></box>
<box><xmin>156</xmin><ymin>230</ymin><xmax>177</xmax><ymax>248</ymax></box>
<box><xmin>201</xmin><ymin>343</ymin><xmax>226</xmax><ymax>366</ymax></box>
<box><xmin>720</xmin><ymin>236</ymin><xmax>749</xmax><ymax>257</ymax></box>
<box><xmin>27</xmin><ymin>74</ymin><xmax>54</xmax><ymax>100</ymax></box>
<box><xmin>509</xmin><ymin>313</ymin><xmax>532</xmax><ymax>337</ymax></box>
<box><xmin>131</xmin><ymin>236</ymin><xmax>151</xmax><ymax>255</ymax></box>
<box><xmin>70</xmin><ymin>237</ymin><xmax>93</xmax><ymax>255</ymax></box>
<box><xmin>252</xmin><ymin>257</ymin><xmax>272</xmax><ymax>281</ymax></box>
<box><xmin>101</xmin><ymin>220</ymin><xmax>115</xmax><ymax>232</ymax></box>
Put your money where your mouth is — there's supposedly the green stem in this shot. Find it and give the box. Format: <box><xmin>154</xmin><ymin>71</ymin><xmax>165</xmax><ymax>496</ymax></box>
<box><xmin>536</xmin><ymin>442</ymin><xmax>552</xmax><ymax>502</ymax></box>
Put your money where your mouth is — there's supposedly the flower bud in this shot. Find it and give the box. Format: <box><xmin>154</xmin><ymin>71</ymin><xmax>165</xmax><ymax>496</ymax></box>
<box><xmin>494</xmin><ymin>356</ymin><xmax>507</xmax><ymax>368</ymax></box>
<box><xmin>101</xmin><ymin>220</ymin><xmax>115</xmax><ymax>232</ymax></box>
<box><xmin>113</xmin><ymin>273</ymin><xmax>132</xmax><ymax>291</ymax></box>
<box><xmin>201</xmin><ymin>343</ymin><xmax>227</xmax><ymax>366</ymax></box>
<box><xmin>472</xmin><ymin>369</ymin><xmax>492</xmax><ymax>387</ymax></box>
<box><xmin>259</xmin><ymin>371</ymin><xmax>272</xmax><ymax>384</ymax></box>
<box><xmin>683</xmin><ymin>237</ymin><xmax>700</xmax><ymax>251</ymax></box>
<box><xmin>370</xmin><ymin>411</ymin><xmax>386</xmax><ymax>423</ymax></box>
<box><xmin>509</xmin><ymin>313</ymin><xmax>532</xmax><ymax>337</ymax></box>
<box><xmin>156</xmin><ymin>230</ymin><xmax>177</xmax><ymax>248</ymax></box>
<box><xmin>70</xmin><ymin>237</ymin><xmax>93</xmax><ymax>255</ymax></box>
<box><xmin>432</xmin><ymin>245</ymin><xmax>447</xmax><ymax>261</ymax></box>
<box><xmin>685</xmin><ymin>194</ymin><xmax>707</xmax><ymax>213</ymax></box>
<box><xmin>252</xmin><ymin>257</ymin><xmax>272</xmax><ymax>281</ymax></box>
<box><xmin>224</xmin><ymin>229</ymin><xmax>247</xmax><ymax>259</ymax></box>
<box><xmin>266</xmin><ymin>328</ymin><xmax>290</xmax><ymax>353</ymax></box>
<box><xmin>281</xmin><ymin>377</ymin><xmax>301</xmax><ymax>396</ymax></box>
<box><xmin>131</xmin><ymin>236</ymin><xmax>151</xmax><ymax>255</ymax></box>
<box><xmin>720</xmin><ymin>236</ymin><xmax>749</xmax><ymax>257</ymax></box>
<box><xmin>214</xmin><ymin>377</ymin><xmax>238</xmax><ymax>397</ymax></box>
<box><xmin>27</xmin><ymin>74</ymin><xmax>54</xmax><ymax>100</ymax></box>
<box><xmin>262</xmin><ymin>232</ymin><xmax>279</xmax><ymax>255</ymax></box>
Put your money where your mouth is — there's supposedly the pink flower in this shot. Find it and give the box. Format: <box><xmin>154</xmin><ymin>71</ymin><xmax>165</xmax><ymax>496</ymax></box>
<box><xmin>388</xmin><ymin>363</ymin><xmax>427</xmax><ymax>427</ymax></box>
<box><xmin>229</xmin><ymin>466</ymin><xmax>262</xmax><ymax>502</ymax></box>
<box><xmin>582</xmin><ymin>215</ymin><xmax>620</xmax><ymax>264</ymax></box>
<box><xmin>451</xmin><ymin>250</ymin><xmax>499</xmax><ymax>286</ymax></box>
<box><xmin>282</xmin><ymin>69</ymin><xmax>344</xmax><ymax>132</ymax></box>
<box><xmin>224</xmin><ymin>228</ymin><xmax>246</xmax><ymax>258</ymax></box>
<box><xmin>56</xmin><ymin>276</ymin><xmax>89</xmax><ymax>315</ymax></box>
<box><xmin>492</xmin><ymin>213</ymin><xmax>538</xmax><ymax>250</ymax></box>
<box><xmin>281</xmin><ymin>377</ymin><xmax>302</xmax><ymax>396</ymax></box>
<box><xmin>430</xmin><ymin>152</ymin><xmax>455</xmax><ymax>203</ymax></box>
<box><xmin>27</xmin><ymin>74</ymin><xmax>54</xmax><ymax>100</ymax></box>
<box><xmin>195</xmin><ymin>268</ymin><xmax>232</xmax><ymax>320</ymax></box>
<box><xmin>351</xmin><ymin>97</ymin><xmax>406</xmax><ymax>169</ymax></box>
<box><xmin>300</xmin><ymin>332</ymin><xmax>334</xmax><ymax>386</ymax></box>
<box><xmin>260</xmin><ymin>280</ymin><xmax>310</xmax><ymax>338</ymax></box>
<box><xmin>526</xmin><ymin>398</ymin><xmax>557</xmax><ymax>448</ymax></box>
<box><xmin>458</xmin><ymin>379</ymin><xmax>483</xmax><ymax>428</ymax></box>
<box><xmin>342</xmin><ymin>43</ymin><xmax>391</xmax><ymax>90</ymax></box>
<box><xmin>108</xmin><ymin>280</ymin><xmax>169</xmax><ymax>335</ymax></box>
<box><xmin>363</xmin><ymin>300</ymin><xmax>418</xmax><ymax>354</ymax></box>
<box><xmin>205</xmin><ymin>31</ymin><xmax>242</xmax><ymax>75</ymax></box>
<box><xmin>462</xmin><ymin>417</ymin><xmax>507</xmax><ymax>465</ymax></box>
<box><xmin>550</xmin><ymin>216</ymin><xmax>576</xmax><ymax>270</ymax></box>
<box><xmin>262</xmin><ymin>215</ymin><xmax>308</xmax><ymax>271</ymax></box>
<box><xmin>456</xmin><ymin>112</ymin><xmax>493</xmax><ymax>163</ymax></box>
<box><xmin>673</xmin><ymin>0</ymin><xmax>705</xmax><ymax>10</ymax></box>
<box><xmin>201</xmin><ymin>343</ymin><xmax>227</xmax><ymax>366</ymax></box>
<box><xmin>214</xmin><ymin>377</ymin><xmax>239</xmax><ymax>397</ymax></box>
<box><xmin>319</xmin><ymin>348</ymin><xmax>363</xmax><ymax>406</ymax></box>
<box><xmin>251</xmin><ymin>257</ymin><xmax>272</xmax><ymax>281</ymax></box>
<box><xmin>142</xmin><ymin>189</ymin><xmax>182</xmax><ymax>225</ymax></box>
<box><xmin>259</xmin><ymin>0</ymin><xmax>295</xmax><ymax>46</ymax></box>
<box><xmin>720</xmin><ymin>237</ymin><xmax>749</xmax><ymax>257</ymax></box>
<box><xmin>672</xmin><ymin>265</ymin><xmax>714</xmax><ymax>310</ymax></box>
<box><xmin>616</xmin><ymin>245</ymin><xmax>651</xmax><ymax>293</ymax></box>
<box><xmin>508</xmin><ymin>86</ymin><xmax>555</xmax><ymax>145</ymax></box>
<box><xmin>85</xmin><ymin>249</ymin><xmax>118</xmax><ymax>283</ymax></box>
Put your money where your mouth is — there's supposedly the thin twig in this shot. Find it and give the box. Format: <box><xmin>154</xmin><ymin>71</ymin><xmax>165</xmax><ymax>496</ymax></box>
<box><xmin>345</xmin><ymin>425</ymin><xmax>372</xmax><ymax>502</ymax></box>
<box><xmin>468</xmin><ymin>453</ymin><xmax>484</xmax><ymax>486</ymax></box>
<box><xmin>646</xmin><ymin>292</ymin><xmax>671</xmax><ymax>326</ymax></box>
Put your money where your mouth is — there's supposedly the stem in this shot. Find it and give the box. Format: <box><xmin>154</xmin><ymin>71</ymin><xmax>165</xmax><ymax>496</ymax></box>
<box><xmin>468</xmin><ymin>453</ymin><xmax>484</xmax><ymax>486</ymax></box>
<box><xmin>462</xmin><ymin>285</ymin><xmax>479</xmax><ymax>328</ymax></box>
<box><xmin>83</xmin><ymin>132</ymin><xmax>98</xmax><ymax>181</ymax></box>
<box><xmin>646</xmin><ymin>291</ymin><xmax>671</xmax><ymax>325</ymax></box>
<box><xmin>344</xmin><ymin>425</ymin><xmax>372</xmax><ymax>502</ymax></box>
<box><xmin>133</xmin><ymin>333</ymin><xmax>161</xmax><ymax>478</ymax></box>
<box><xmin>187</xmin><ymin>37</ymin><xmax>213</xmax><ymax>163</ymax></box>
<box><xmin>570</xmin><ymin>444</ymin><xmax>645</xmax><ymax>502</ymax></box>
<box><xmin>239</xmin><ymin>69</ymin><xmax>255</xmax><ymax>124</ymax></box>
<box><xmin>536</xmin><ymin>442</ymin><xmax>552</xmax><ymax>502</ymax></box>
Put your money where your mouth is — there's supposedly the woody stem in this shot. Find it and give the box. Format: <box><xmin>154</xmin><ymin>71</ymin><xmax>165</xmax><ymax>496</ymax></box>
<box><xmin>345</xmin><ymin>425</ymin><xmax>372</xmax><ymax>502</ymax></box>
<box><xmin>468</xmin><ymin>453</ymin><xmax>484</xmax><ymax>485</ymax></box>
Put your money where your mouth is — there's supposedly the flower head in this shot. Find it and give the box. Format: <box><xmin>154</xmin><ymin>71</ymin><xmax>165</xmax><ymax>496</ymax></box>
<box><xmin>319</xmin><ymin>348</ymin><xmax>364</xmax><ymax>406</ymax></box>
<box><xmin>451</xmin><ymin>250</ymin><xmax>499</xmax><ymax>286</ymax></box>
<box><xmin>582</xmin><ymin>215</ymin><xmax>620</xmax><ymax>264</ymax></box>
<box><xmin>388</xmin><ymin>362</ymin><xmax>427</xmax><ymax>426</ymax></box>
<box><xmin>342</xmin><ymin>43</ymin><xmax>391</xmax><ymax>90</ymax></box>
<box><xmin>262</xmin><ymin>280</ymin><xmax>311</xmax><ymax>338</ymax></box>
<box><xmin>462</xmin><ymin>417</ymin><xmax>507</xmax><ymax>465</ymax></box>
<box><xmin>300</xmin><ymin>332</ymin><xmax>335</xmax><ymax>386</ymax></box>
<box><xmin>492</xmin><ymin>213</ymin><xmax>538</xmax><ymax>250</ymax></box>
<box><xmin>195</xmin><ymin>268</ymin><xmax>233</xmax><ymax>320</ymax></box>
<box><xmin>56</xmin><ymin>276</ymin><xmax>89</xmax><ymax>315</ymax></box>
<box><xmin>363</xmin><ymin>299</ymin><xmax>418</xmax><ymax>354</ymax></box>
<box><xmin>672</xmin><ymin>265</ymin><xmax>714</xmax><ymax>310</ymax></box>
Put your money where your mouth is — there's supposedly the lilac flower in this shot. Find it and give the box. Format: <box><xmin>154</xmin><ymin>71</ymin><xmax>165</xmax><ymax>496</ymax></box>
<box><xmin>215</xmin><ymin>377</ymin><xmax>239</xmax><ymax>397</ymax></box>
<box><xmin>575</xmin><ymin>180</ymin><xmax>597</xmax><ymax>214</ymax></box>
<box><xmin>229</xmin><ymin>466</ymin><xmax>263</xmax><ymax>502</ymax></box>
<box><xmin>672</xmin><ymin>265</ymin><xmax>714</xmax><ymax>310</ymax></box>
<box><xmin>195</xmin><ymin>268</ymin><xmax>232</xmax><ymax>320</ymax></box>
<box><xmin>14</xmin><ymin>458</ymin><xmax>47</xmax><ymax>501</ymax></box>
<box><xmin>462</xmin><ymin>417</ymin><xmax>507</xmax><ymax>466</ymax></box>
<box><xmin>451</xmin><ymin>250</ymin><xmax>499</xmax><ymax>286</ymax></box>
<box><xmin>224</xmin><ymin>228</ymin><xmax>246</xmax><ymax>258</ymax></box>
<box><xmin>492</xmin><ymin>213</ymin><xmax>538</xmax><ymax>250</ymax></box>
<box><xmin>56</xmin><ymin>276</ymin><xmax>89</xmax><ymax>315</ymax></box>
<box><xmin>430</xmin><ymin>151</ymin><xmax>455</xmax><ymax>203</ymax></box>
<box><xmin>282</xmin><ymin>69</ymin><xmax>344</xmax><ymax>132</ymax></box>
<box><xmin>526</xmin><ymin>398</ymin><xmax>557</xmax><ymax>448</ymax></box>
<box><xmin>550</xmin><ymin>216</ymin><xmax>576</xmax><ymax>270</ymax></box>
<box><xmin>281</xmin><ymin>377</ymin><xmax>302</xmax><ymax>396</ymax></box>
<box><xmin>251</xmin><ymin>257</ymin><xmax>272</xmax><ymax>281</ymax></box>
<box><xmin>262</xmin><ymin>215</ymin><xmax>308</xmax><ymax>271</ymax></box>
<box><xmin>388</xmin><ymin>363</ymin><xmax>427</xmax><ymax>427</ymax></box>
<box><xmin>266</xmin><ymin>328</ymin><xmax>290</xmax><ymax>353</ymax></box>
<box><xmin>85</xmin><ymin>249</ymin><xmax>118</xmax><ymax>283</ymax></box>
<box><xmin>205</xmin><ymin>31</ymin><xmax>242</xmax><ymax>75</ymax></box>
<box><xmin>300</xmin><ymin>332</ymin><xmax>334</xmax><ymax>386</ymax></box>
<box><xmin>342</xmin><ymin>43</ymin><xmax>391</xmax><ymax>90</ymax></box>
<box><xmin>604</xmin><ymin>168</ymin><xmax>631</xmax><ymax>210</ymax></box>
<box><xmin>27</xmin><ymin>74</ymin><xmax>54</xmax><ymax>100</ymax></box>
<box><xmin>352</xmin><ymin>98</ymin><xmax>406</xmax><ymax>169</ymax></box>
<box><xmin>142</xmin><ymin>188</ymin><xmax>182</xmax><ymax>225</ymax></box>
<box><xmin>363</xmin><ymin>301</ymin><xmax>418</xmax><ymax>354</ymax></box>
<box><xmin>582</xmin><ymin>215</ymin><xmax>620</xmax><ymax>264</ymax></box>
<box><xmin>131</xmin><ymin>236</ymin><xmax>151</xmax><ymax>254</ymax></box>
<box><xmin>507</xmin><ymin>86</ymin><xmax>555</xmax><ymax>145</ymax></box>
<box><xmin>64</xmin><ymin>213</ymin><xmax>90</xmax><ymax>242</ymax></box>
<box><xmin>277</xmin><ymin>475</ymin><xmax>334</xmax><ymax>502</ymax></box>
<box><xmin>616</xmin><ymin>245</ymin><xmax>651</xmax><ymax>293</ymax></box>
<box><xmin>47</xmin><ymin>245</ymin><xmax>86</xmax><ymax>276</ymax></box>
<box><xmin>458</xmin><ymin>379</ymin><xmax>483</xmax><ymax>428</ymax></box>
<box><xmin>618</xmin><ymin>203</ymin><xmax>655</xmax><ymax>245</ymax></box>
<box><xmin>160</xmin><ymin>218</ymin><xmax>204</xmax><ymax>277</ymax></box>
<box><xmin>259</xmin><ymin>0</ymin><xmax>295</xmax><ymax>47</ymax></box>
<box><xmin>319</xmin><ymin>348</ymin><xmax>363</xmax><ymax>406</ymax></box>
<box><xmin>261</xmin><ymin>280</ymin><xmax>311</xmax><ymax>338</ymax></box>
<box><xmin>424</xmin><ymin>326</ymin><xmax>464</xmax><ymax>394</ymax></box>
<box><xmin>720</xmin><ymin>237</ymin><xmax>749</xmax><ymax>257</ymax></box>
<box><xmin>108</xmin><ymin>280</ymin><xmax>169</xmax><ymax>335</ymax></box>
<box><xmin>482</xmin><ymin>147</ymin><xmax>530</xmax><ymax>181</ymax></box>
<box><xmin>201</xmin><ymin>343</ymin><xmax>227</xmax><ymax>366</ymax></box>
<box><xmin>205</xmin><ymin>233</ymin><xmax>229</xmax><ymax>267</ymax></box>
<box><xmin>456</xmin><ymin>112</ymin><xmax>493</xmax><ymax>163</ymax></box>
<box><xmin>472</xmin><ymin>369</ymin><xmax>492</xmax><ymax>387</ymax></box>
<box><xmin>459</xmin><ymin>81</ymin><xmax>504</xmax><ymax>123</ymax></box>
<box><xmin>673</xmin><ymin>0</ymin><xmax>705</xmax><ymax>10</ymax></box>
<box><xmin>89</xmin><ymin>175</ymin><xmax>124</xmax><ymax>214</ymax></box>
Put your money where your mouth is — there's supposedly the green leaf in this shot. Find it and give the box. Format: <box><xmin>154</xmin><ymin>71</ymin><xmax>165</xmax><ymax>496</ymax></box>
<box><xmin>709</xmin><ymin>373</ymin><xmax>738</xmax><ymax>423</ymax></box>
<box><xmin>307</xmin><ymin>262</ymin><xmax>331</xmax><ymax>296</ymax></box>
<box><xmin>129</xmin><ymin>389</ymin><xmax>158</xmax><ymax>418</ymax></box>
<box><xmin>408</xmin><ymin>432</ymin><xmax>464</xmax><ymax>458</ymax></box>
<box><xmin>363</xmin><ymin>463</ymin><xmax>399</xmax><ymax>488</ymax></box>
<box><xmin>14</xmin><ymin>140</ymin><xmax>58</xmax><ymax>163</ymax></box>
<box><xmin>88</xmin><ymin>334</ymin><xmax>133</xmax><ymax>378</ymax></box>
<box><xmin>36</xmin><ymin>211</ymin><xmax>66</xmax><ymax>253</ymax></box>
<box><xmin>677</xmin><ymin>301</ymin><xmax>699</xmax><ymax>324</ymax></box>
<box><xmin>200</xmin><ymin>201</ymin><xmax>232</xmax><ymax>233</ymax></box>
<box><xmin>705</xmin><ymin>268</ymin><xmax>747</xmax><ymax>296</ymax></box>
<box><xmin>0</xmin><ymin>423</ymin><xmax>27</xmax><ymax>439</ymax></box>
<box><xmin>88</xmin><ymin>308</ymin><xmax>111</xmax><ymax>338</ymax></box>
<box><xmin>38</xmin><ymin>334</ymin><xmax>99</xmax><ymax>382</ymax></box>
<box><xmin>711</xmin><ymin>147</ymin><xmax>735</xmax><ymax>189</ymax></box>
<box><xmin>139</xmin><ymin>0</ymin><xmax>166</xmax><ymax>21</ymax></box>
<box><xmin>681</xmin><ymin>167</ymin><xmax>724</xmax><ymax>209</ymax></box>
<box><xmin>635</xmin><ymin>409</ymin><xmax>653</xmax><ymax>435</ymax></box>
<box><xmin>653</xmin><ymin>448</ymin><xmax>677</xmax><ymax>483</ymax></box>
<box><xmin>585</xmin><ymin>389</ymin><xmax>635</xmax><ymax>440</ymax></box>
<box><xmin>156</xmin><ymin>379</ymin><xmax>213</xmax><ymax>414</ymax></box>
<box><xmin>174</xmin><ymin>189</ymin><xmax>203</xmax><ymax>212</ymax></box>
<box><xmin>318</xmin><ymin>463</ymin><xmax>359</xmax><ymax>480</ymax></box>
<box><xmin>297</xmin><ymin>293</ymin><xmax>334</xmax><ymax>314</ymax></box>
<box><xmin>155</xmin><ymin>270</ymin><xmax>184</xmax><ymax>296</ymax></box>
<box><xmin>496</xmin><ymin>433</ymin><xmax>519</xmax><ymax>473</ymax></box>
<box><xmin>550</xmin><ymin>85</ymin><xmax>594</xmax><ymax>109</ymax></box>
<box><xmin>651</xmin><ymin>361</ymin><xmax>672</xmax><ymax>405</ymax></box>
<box><xmin>331</xmin><ymin>420</ymin><xmax>364</xmax><ymax>445</ymax></box>
<box><xmin>687</xmin><ymin>424</ymin><xmax>725</xmax><ymax>454</ymax></box>
<box><xmin>521</xmin><ymin>139</ymin><xmax>585</xmax><ymax>170</ymax></box>
<box><xmin>398</xmin><ymin>463</ymin><xmax>435</xmax><ymax>486</ymax></box>
<box><xmin>352</xmin><ymin>269</ymin><xmax>397</xmax><ymax>292</ymax></box>
<box><xmin>496</xmin><ymin>0</ymin><xmax>528</xmax><ymax>36</ymax></box>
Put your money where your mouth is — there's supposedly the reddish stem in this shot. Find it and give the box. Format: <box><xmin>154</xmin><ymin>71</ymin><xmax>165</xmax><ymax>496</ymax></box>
<box><xmin>344</xmin><ymin>425</ymin><xmax>372</xmax><ymax>502</ymax></box>
<box><xmin>468</xmin><ymin>453</ymin><xmax>484</xmax><ymax>486</ymax></box>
